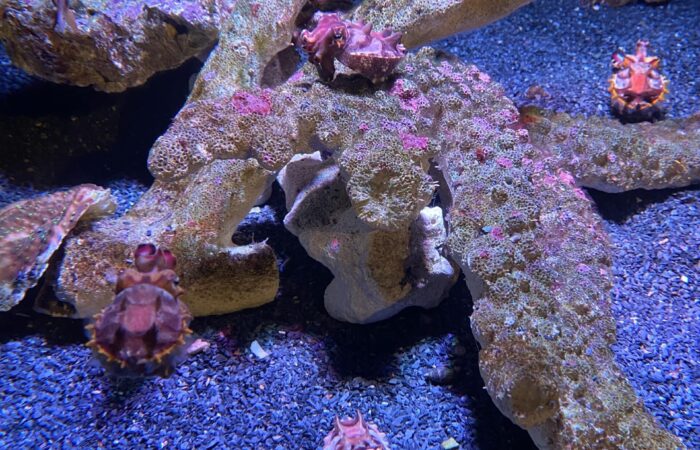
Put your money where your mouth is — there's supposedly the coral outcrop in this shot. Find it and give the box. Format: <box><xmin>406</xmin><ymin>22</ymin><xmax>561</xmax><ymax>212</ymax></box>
<box><xmin>609</xmin><ymin>40</ymin><xmax>668</xmax><ymax>119</ymax></box>
<box><xmin>278</xmin><ymin>153</ymin><xmax>457</xmax><ymax>323</ymax></box>
<box><xmin>145</xmin><ymin>40</ymin><xmax>681</xmax><ymax>446</ymax></box>
<box><xmin>0</xmin><ymin>0</ymin><xmax>533</xmax><ymax>90</ymax></box>
<box><xmin>521</xmin><ymin>107</ymin><xmax>700</xmax><ymax>192</ymax></box>
<box><xmin>87</xmin><ymin>244</ymin><xmax>193</xmax><ymax>377</ymax></box>
<box><xmin>53</xmin><ymin>0</ymin><xmax>309</xmax><ymax>319</ymax></box>
<box><xmin>299</xmin><ymin>12</ymin><xmax>406</xmax><ymax>83</ymax></box>
<box><xmin>0</xmin><ymin>0</ymin><xmax>235</xmax><ymax>91</ymax></box>
<box><xmin>0</xmin><ymin>184</ymin><xmax>115</xmax><ymax>311</ymax></box>
<box><xmin>52</xmin><ymin>159</ymin><xmax>279</xmax><ymax>318</ymax></box>
<box><xmin>350</xmin><ymin>0</ymin><xmax>533</xmax><ymax>49</ymax></box>
<box><xmin>323</xmin><ymin>411</ymin><xmax>390</xmax><ymax>450</ymax></box>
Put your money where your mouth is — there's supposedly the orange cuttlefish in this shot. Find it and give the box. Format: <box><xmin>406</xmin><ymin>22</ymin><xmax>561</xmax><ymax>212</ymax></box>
<box><xmin>608</xmin><ymin>40</ymin><xmax>669</xmax><ymax>118</ymax></box>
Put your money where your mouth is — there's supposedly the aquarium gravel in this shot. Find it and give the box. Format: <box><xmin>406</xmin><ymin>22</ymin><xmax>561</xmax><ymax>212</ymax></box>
<box><xmin>1</xmin><ymin>0</ymin><xmax>699</xmax><ymax>448</ymax></box>
<box><xmin>434</xmin><ymin>0</ymin><xmax>700</xmax><ymax>119</ymax></box>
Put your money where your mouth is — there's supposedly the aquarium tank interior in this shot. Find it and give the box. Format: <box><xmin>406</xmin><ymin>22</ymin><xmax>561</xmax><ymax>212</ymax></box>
<box><xmin>0</xmin><ymin>0</ymin><xmax>698</xmax><ymax>448</ymax></box>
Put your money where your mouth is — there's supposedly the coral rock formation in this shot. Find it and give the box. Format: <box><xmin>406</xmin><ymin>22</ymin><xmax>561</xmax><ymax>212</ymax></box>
<box><xmin>150</xmin><ymin>39</ymin><xmax>681</xmax><ymax>446</ymax></box>
<box><xmin>53</xmin><ymin>0</ymin><xmax>310</xmax><ymax>318</ymax></box>
<box><xmin>279</xmin><ymin>153</ymin><xmax>457</xmax><ymax>323</ymax></box>
<box><xmin>0</xmin><ymin>184</ymin><xmax>115</xmax><ymax>311</ymax></box>
<box><xmin>608</xmin><ymin>40</ymin><xmax>668</xmax><ymax>118</ymax></box>
<box><xmin>0</xmin><ymin>0</ymin><xmax>235</xmax><ymax>91</ymax></box>
<box><xmin>299</xmin><ymin>12</ymin><xmax>406</xmax><ymax>83</ymax></box>
<box><xmin>53</xmin><ymin>159</ymin><xmax>279</xmax><ymax>318</ymax></box>
<box><xmin>86</xmin><ymin>244</ymin><xmax>193</xmax><ymax>377</ymax></box>
<box><xmin>323</xmin><ymin>411</ymin><xmax>391</xmax><ymax>450</ymax></box>
<box><xmin>521</xmin><ymin>106</ymin><xmax>700</xmax><ymax>192</ymax></box>
<box><xmin>351</xmin><ymin>0</ymin><xmax>533</xmax><ymax>49</ymax></box>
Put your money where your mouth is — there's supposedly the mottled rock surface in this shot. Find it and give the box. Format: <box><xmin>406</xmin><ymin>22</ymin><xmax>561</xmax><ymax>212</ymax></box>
<box><xmin>30</xmin><ymin>0</ymin><xmax>689</xmax><ymax>447</ymax></box>
<box><xmin>279</xmin><ymin>153</ymin><xmax>457</xmax><ymax>324</ymax></box>
<box><xmin>53</xmin><ymin>0</ymin><xmax>308</xmax><ymax>317</ymax></box>
<box><xmin>0</xmin><ymin>184</ymin><xmax>115</xmax><ymax>311</ymax></box>
<box><xmin>0</xmin><ymin>0</ymin><xmax>533</xmax><ymax>91</ymax></box>
<box><xmin>0</xmin><ymin>0</ymin><xmax>235</xmax><ymax>91</ymax></box>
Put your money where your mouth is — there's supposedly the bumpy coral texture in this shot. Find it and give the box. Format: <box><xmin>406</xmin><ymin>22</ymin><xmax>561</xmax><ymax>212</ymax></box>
<box><xmin>322</xmin><ymin>411</ymin><xmax>390</xmax><ymax>450</ymax></box>
<box><xmin>521</xmin><ymin>106</ymin><xmax>700</xmax><ymax>192</ymax></box>
<box><xmin>87</xmin><ymin>244</ymin><xmax>193</xmax><ymax>377</ymax></box>
<box><xmin>0</xmin><ymin>184</ymin><xmax>115</xmax><ymax>311</ymax></box>
<box><xmin>147</xmin><ymin>47</ymin><xmax>683</xmax><ymax>448</ymax></box>
<box><xmin>608</xmin><ymin>40</ymin><xmax>669</xmax><ymax>118</ymax></box>
<box><xmin>299</xmin><ymin>12</ymin><xmax>406</xmax><ymax>82</ymax></box>
<box><xmin>45</xmin><ymin>0</ymin><xmax>691</xmax><ymax>447</ymax></box>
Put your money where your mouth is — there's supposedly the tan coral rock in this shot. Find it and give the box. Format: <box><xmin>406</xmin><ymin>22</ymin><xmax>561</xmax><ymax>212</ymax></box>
<box><xmin>429</xmin><ymin>60</ymin><xmax>683</xmax><ymax>447</ymax></box>
<box><xmin>351</xmin><ymin>0</ymin><xmax>533</xmax><ymax>49</ymax></box>
<box><xmin>279</xmin><ymin>152</ymin><xmax>457</xmax><ymax>324</ymax></box>
<box><xmin>180</xmin><ymin>242</ymin><xmax>279</xmax><ymax>317</ymax></box>
<box><xmin>188</xmin><ymin>0</ymin><xmax>308</xmax><ymax>97</ymax></box>
<box><xmin>52</xmin><ymin>159</ymin><xmax>278</xmax><ymax>318</ymax></box>
<box><xmin>53</xmin><ymin>0</ymin><xmax>307</xmax><ymax>318</ymax></box>
<box><xmin>522</xmin><ymin>107</ymin><xmax>700</xmax><ymax>192</ymax></box>
<box><xmin>35</xmin><ymin>0</ymin><xmax>688</xmax><ymax>444</ymax></box>
<box><xmin>0</xmin><ymin>0</ymin><xmax>235</xmax><ymax>92</ymax></box>
<box><xmin>0</xmin><ymin>184</ymin><xmax>115</xmax><ymax>311</ymax></box>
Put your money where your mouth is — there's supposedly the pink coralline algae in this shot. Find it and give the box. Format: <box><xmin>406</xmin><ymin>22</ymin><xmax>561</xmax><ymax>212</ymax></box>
<box><xmin>389</xmin><ymin>79</ymin><xmax>429</xmax><ymax>112</ymax></box>
<box><xmin>231</xmin><ymin>91</ymin><xmax>273</xmax><ymax>115</ymax></box>
<box><xmin>300</xmin><ymin>12</ymin><xmax>405</xmax><ymax>83</ymax></box>
<box><xmin>87</xmin><ymin>244</ymin><xmax>193</xmax><ymax>377</ymax></box>
<box><xmin>609</xmin><ymin>40</ymin><xmax>669</xmax><ymax>118</ymax></box>
<box><xmin>399</xmin><ymin>132</ymin><xmax>429</xmax><ymax>151</ymax></box>
<box><xmin>322</xmin><ymin>411</ymin><xmax>390</xmax><ymax>450</ymax></box>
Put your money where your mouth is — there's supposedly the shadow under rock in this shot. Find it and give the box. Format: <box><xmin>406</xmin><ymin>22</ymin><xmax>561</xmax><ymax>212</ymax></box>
<box><xmin>441</xmin><ymin>281</ymin><xmax>537</xmax><ymax>450</ymax></box>
<box><xmin>0</xmin><ymin>55</ymin><xmax>202</xmax><ymax>187</ymax></box>
<box><xmin>586</xmin><ymin>185</ymin><xmax>700</xmax><ymax>224</ymax></box>
<box><xmin>0</xmin><ymin>285</ymin><xmax>86</xmax><ymax>345</ymax></box>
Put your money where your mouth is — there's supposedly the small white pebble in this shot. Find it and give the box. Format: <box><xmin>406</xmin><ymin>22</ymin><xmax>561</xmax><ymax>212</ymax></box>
<box><xmin>250</xmin><ymin>340</ymin><xmax>270</xmax><ymax>359</ymax></box>
<box><xmin>680</xmin><ymin>275</ymin><xmax>688</xmax><ymax>283</ymax></box>
<box><xmin>186</xmin><ymin>338</ymin><xmax>211</xmax><ymax>356</ymax></box>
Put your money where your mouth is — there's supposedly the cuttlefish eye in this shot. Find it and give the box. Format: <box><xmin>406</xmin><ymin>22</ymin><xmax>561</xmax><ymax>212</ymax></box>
<box><xmin>332</xmin><ymin>26</ymin><xmax>346</xmax><ymax>45</ymax></box>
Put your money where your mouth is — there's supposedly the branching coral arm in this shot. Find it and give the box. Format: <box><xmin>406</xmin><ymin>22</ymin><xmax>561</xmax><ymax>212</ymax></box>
<box><xmin>522</xmin><ymin>107</ymin><xmax>700</xmax><ymax>192</ymax></box>
<box><xmin>351</xmin><ymin>0</ymin><xmax>533</xmax><ymax>49</ymax></box>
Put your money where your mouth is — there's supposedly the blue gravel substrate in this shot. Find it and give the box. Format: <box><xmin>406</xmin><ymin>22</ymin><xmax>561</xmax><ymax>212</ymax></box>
<box><xmin>1</xmin><ymin>0</ymin><xmax>699</xmax><ymax>448</ymax></box>
<box><xmin>590</xmin><ymin>187</ymin><xmax>700</xmax><ymax>449</ymax></box>
<box><xmin>434</xmin><ymin>0</ymin><xmax>700</xmax><ymax>119</ymax></box>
